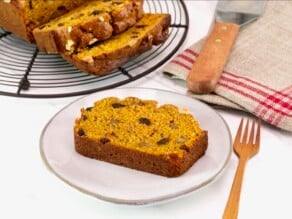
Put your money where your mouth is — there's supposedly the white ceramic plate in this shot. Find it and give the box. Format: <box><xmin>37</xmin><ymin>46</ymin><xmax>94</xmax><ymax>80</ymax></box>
<box><xmin>40</xmin><ymin>87</ymin><xmax>232</xmax><ymax>205</ymax></box>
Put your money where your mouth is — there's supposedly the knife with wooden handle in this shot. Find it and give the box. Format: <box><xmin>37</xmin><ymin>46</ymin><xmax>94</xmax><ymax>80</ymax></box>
<box><xmin>186</xmin><ymin>0</ymin><xmax>266</xmax><ymax>94</ymax></box>
<box><xmin>187</xmin><ymin>22</ymin><xmax>239</xmax><ymax>94</ymax></box>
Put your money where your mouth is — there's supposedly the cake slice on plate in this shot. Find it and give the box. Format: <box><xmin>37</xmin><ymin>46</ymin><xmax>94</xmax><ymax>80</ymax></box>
<box><xmin>74</xmin><ymin>97</ymin><xmax>208</xmax><ymax>177</ymax></box>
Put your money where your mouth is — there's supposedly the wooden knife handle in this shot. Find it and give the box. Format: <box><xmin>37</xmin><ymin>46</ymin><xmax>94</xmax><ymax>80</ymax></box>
<box><xmin>186</xmin><ymin>22</ymin><xmax>239</xmax><ymax>94</ymax></box>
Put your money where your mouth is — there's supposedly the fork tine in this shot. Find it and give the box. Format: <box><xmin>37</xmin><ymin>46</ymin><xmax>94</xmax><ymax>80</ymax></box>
<box><xmin>255</xmin><ymin>120</ymin><xmax>261</xmax><ymax>146</ymax></box>
<box><xmin>234</xmin><ymin>118</ymin><xmax>244</xmax><ymax>145</ymax></box>
<box><xmin>248</xmin><ymin>119</ymin><xmax>255</xmax><ymax>145</ymax></box>
<box><xmin>242</xmin><ymin>119</ymin><xmax>249</xmax><ymax>144</ymax></box>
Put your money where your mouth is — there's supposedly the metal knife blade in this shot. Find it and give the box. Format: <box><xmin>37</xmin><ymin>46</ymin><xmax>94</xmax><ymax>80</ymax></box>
<box><xmin>186</xmin><ymin>0</ymin><xmax>266</xmax><ymax>94</ymax></box>
<box><xmin>216</xmin><ymin>0</ymin><xmax>266</xmax><ymax>27</ymax></box>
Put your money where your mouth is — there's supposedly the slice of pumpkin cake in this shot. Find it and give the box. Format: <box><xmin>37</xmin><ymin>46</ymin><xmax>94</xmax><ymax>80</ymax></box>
<box><xmin>62</xmin><ymin>13</ymin><xmax>171</xmax><ymax>76</ymax></box>
<box><xmin>74</xmin><ymin>97</ymin><xmax>208</xmax><ymax>177</ymax></box>
<box><xmin>33</xmin><ymin>0</ymin><xmax>144</xmax><ymax>53</ymax></box>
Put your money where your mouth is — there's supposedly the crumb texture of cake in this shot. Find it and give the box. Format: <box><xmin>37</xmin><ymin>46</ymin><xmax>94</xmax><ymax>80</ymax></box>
<box><xmin>33</xmin><ymin>0</ymin><xmax>144</xmax><ymax>53</ymax></box>
<box><xmin>0</xmin><ymin>0</ymin><xmax>93</xmax><ymax>42</ymax></box>
<box><xmin>74</xmin><ymin>97</ymin><xmax>208</xmax><ymax>177</ymax></box>
<box><xmin>62</xmin><ymin>13</ymin><xmax>171</xmax><ymax>76</ymax></box>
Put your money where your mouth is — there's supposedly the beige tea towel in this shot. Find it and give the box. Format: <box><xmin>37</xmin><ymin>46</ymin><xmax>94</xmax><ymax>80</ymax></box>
<box><xmin>163</xmin><ymin>1</ymin><xmax>292</xmax><ymax>132</ymax></box>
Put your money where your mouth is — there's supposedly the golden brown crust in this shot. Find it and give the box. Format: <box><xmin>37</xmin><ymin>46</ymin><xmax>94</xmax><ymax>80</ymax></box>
<box><xmin>33</xmin><ymin>0</ymin><xmax>144</xmax><ymax>53</ymax></box>
<box><xmin>62</xmin><ymin>13</ymin><xmax>171</xmax><ymax>76</ymax></box>
<box><xmin>111</xmin><ymin>0</ymin><xmax>144</xmax><ymax>33</ymax></box>
<box><xmin>0</xmin><ymin>1</ymin><xmax>28</xmax><ymax>41</ymax></box>
<box><xmin>75</xmin><ymin>131</ymin><xmax>207</xmax><ymax>177</ymax></box>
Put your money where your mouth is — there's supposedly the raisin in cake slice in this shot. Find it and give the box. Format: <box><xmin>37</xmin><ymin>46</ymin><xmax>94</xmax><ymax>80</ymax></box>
<box><xmin>33</xmin><ymin>0</ymin><xmax>144</xmax><ymax>53</ymax></box>
<box><xmin>62</xmin><ymin>13</ymin><xmax>171</xmax><ymax>76</ymax></box>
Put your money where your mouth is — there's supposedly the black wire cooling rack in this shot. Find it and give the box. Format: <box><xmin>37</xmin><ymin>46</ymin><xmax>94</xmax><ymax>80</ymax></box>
<box><xmin>0</xmin><ymin>0</ymin><xmax>189</xmax><ymax>98</ymax></box>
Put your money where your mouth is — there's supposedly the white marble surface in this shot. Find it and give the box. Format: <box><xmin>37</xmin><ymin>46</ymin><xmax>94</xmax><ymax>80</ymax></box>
<box><xmin>0</xmin><ymin>1</ymin><xmax>291</xmax><ymax>218</ymax></box>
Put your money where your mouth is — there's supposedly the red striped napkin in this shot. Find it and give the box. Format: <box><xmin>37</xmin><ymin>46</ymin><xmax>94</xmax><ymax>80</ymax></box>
<box><xmin>163</xmin><ymin>1</ymin><xmax>292</xmax><ymax>132</ymax></box>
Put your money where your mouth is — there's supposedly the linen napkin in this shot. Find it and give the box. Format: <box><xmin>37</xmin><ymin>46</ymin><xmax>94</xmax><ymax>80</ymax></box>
<box><xmin>163</xmin><ymin>1</ymin><xmax>292</xmax><ymax>132</ymax></box>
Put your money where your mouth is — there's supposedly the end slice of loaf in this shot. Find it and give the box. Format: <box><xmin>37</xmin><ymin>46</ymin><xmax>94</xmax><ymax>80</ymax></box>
<box><xmin>62</xmin><ymin>13</ymin><xmax>171</xmax><ymax>76</ymax></box>
<box><xmin>74</xmin><ymin>97</ymin><xmax>208</xmax><ymax>177</ymax></box>
<box><xmin>33</xmin><ymin>0</ymin><xmax>144</xmax><ymax>53</ymax></box>
<box><xmin>0</xmin><ymin>0</ymin><xmax>93</xmax><ymax>43</ymax></box>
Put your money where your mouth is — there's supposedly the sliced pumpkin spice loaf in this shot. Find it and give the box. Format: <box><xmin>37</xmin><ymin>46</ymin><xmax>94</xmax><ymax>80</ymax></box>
<box><xmin>62</xmin><ymin>13</ymin><xmax>171</xmax><ymax>76</ymax></box>
<box><xmin>33</xmin><ymin>0</ymin><xmax>144</xmax><ymax>53</ymax></box>
<box><xmin>74</xmin><ymin>97</ymin><xmax>208</xmax><ymax>177</ymax></box>
<box><xmin>0</xmin><ymin>0</ymin><xmax>93</xmax><ymax>42</ymax></box>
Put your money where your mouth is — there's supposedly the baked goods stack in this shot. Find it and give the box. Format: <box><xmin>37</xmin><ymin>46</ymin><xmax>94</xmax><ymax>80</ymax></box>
<box><xmin>0</xmin><ymin>0</ymin><xmax>171</xmax><ymax>76</ymax></box>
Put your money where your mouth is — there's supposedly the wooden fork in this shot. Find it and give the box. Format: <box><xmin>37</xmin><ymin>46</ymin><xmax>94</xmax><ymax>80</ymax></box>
<box><xmin>223</xmin><ymin>118</ymin><xmax>261</xmax><ymax>219</ymax></box>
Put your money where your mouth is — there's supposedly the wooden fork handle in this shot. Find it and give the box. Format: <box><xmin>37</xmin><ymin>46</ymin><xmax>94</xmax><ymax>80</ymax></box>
<box><xmin>223</xmin><ymin>157</ymin><xmax>248</xmax><ymax>219</ymax></box>
<box><xmin>186</xmin><ymin>22</ymin><xmax>239</xmax><ymax>94</ymax></box>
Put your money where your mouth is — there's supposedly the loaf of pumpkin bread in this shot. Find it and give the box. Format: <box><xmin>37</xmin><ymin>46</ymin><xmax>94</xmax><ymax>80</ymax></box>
<box><xmin>0</xmin><ymin>0</ymin><xmax>93</xmax><ymax>42</ymax></box>
<box><xmin>62</xmin><ymin>13</ymin><xmax>171</xmax><ymax>76</ymax></box>
<box><xmin>74</xmin><ymin>97</ymin><xmax>208</xmax><ymax>177</ymax></box>
<box><xmin>33</xmin><ymin>0</ymin><xmax>144</xmax><ymax>53</ymax></box>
